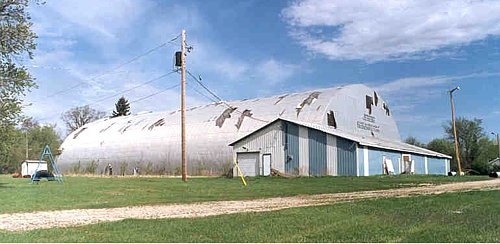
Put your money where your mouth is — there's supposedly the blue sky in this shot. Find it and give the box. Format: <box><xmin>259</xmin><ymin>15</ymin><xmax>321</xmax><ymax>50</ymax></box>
<box><xmin>22</xmin><ymin>0</ymin><xmax>500</xmax><ymax>142</ymax></box>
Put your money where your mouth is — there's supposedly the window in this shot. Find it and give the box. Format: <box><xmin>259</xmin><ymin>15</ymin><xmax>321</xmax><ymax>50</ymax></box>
<box><xmin>327</xmin><ymin>110</ymin><xmax>337</xmax><ymax>128</ymax></box>
<box><xmin>383</xmin><ymin>103</ymin><xmax>391</xmax><ymax>116</ymax></box>
<box><xmin>365</xmin><ymin>95</ymin><xmax>373</xmax><ymax>114</ymax></box>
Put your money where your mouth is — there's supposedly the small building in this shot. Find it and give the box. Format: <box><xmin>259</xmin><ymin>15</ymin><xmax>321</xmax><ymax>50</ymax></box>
<box><xmin>489</xmin><ymin>158</ymin><xmax>500</xmax><ymax>167</ymax></box>
<box><xmin>229</xmin><ymin>118</ymin><xmax>451</xmax><ymax>176</ymax></box>
<box><xmin>21</xmin><ymin>160</ymin><xmax>47</xmax><ymax>177</ymax></box>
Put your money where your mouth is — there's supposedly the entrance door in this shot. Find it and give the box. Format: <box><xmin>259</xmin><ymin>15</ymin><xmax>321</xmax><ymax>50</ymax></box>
<box><xmin>237</xmin><ymin>152</ymin><xmax>259</xmax><ymax>176</ymax></box>
<box><xmin>262</xmin><ymin>154</ymin><xmax>271</xmax><ymax>176</ymax></box>
<box><xmin>402</xmin><ymin>154</ymin><xmax>412</xmax><ymax>174</ymax></box>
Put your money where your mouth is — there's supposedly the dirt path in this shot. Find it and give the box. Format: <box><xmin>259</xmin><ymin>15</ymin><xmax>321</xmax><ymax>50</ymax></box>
<box><xmin>1</xmin><ymin>179</ymin><xmax>499</xmax><ymax>232</ymax></box>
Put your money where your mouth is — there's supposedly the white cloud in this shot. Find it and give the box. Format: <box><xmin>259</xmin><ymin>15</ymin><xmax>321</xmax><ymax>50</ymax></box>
<box><xmin>46</xmin><ymin>0</ymin><xmax>147</xmax><ymax>39</ymax></box>
<box><xmin>282</xmin><ymin>0</ymin><xmax>500</xmax><ymax>61</ymax></box>
<box><xmin>188</xmin><ymin>42</ymin><xmax>299</xmax><ymax>88</ymax></box>
<box><xmin>23</xmin><ymin>1</ymin><xmax>304</xmax><ymax>136</ymax></box>
<box><xmin>375</xmin><ymin>71</ymin><xmax>500</xmax><ymax>95</ymax></box>
<box><xmin>371</xmin><ymin>72</ymin><xmax>500</xmax><ymax>126</ymax></box>
<box><xmin>375</xmin><ymin>76</ymin><xmax>453</xmax><ymax>94</ymax></box>
<box><xmin>256</xmin><ymin>59</ymin><xmax>299</xmax><ymax>84</ymax></box>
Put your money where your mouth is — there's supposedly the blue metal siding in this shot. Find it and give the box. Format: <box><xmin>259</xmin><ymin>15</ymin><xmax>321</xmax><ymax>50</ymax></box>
<box><xmin>284</xmin><ymin>122</ymin><xmax>300</xmax><ymax>174</ymax></box>
<box><xmin>412</xmin><ymin>155</ymin><xmax>425</xmax><ymax>174</ymax></box>
<box><xmin>385</xmin><ymin>151</ymin><xmax>401</xmax><ymax>175</ymax></box>
<box><xmin>427</xmin><ymin>157</ymin><xmax>446</xmax><ymax>175</ymax></box>
<box><xmin>308</xmin><ymin>129</ymin><xmax>327</xmax><ymax>176</ymax></box>
<box><xmin>366</xmin><ymin>148</ymin><xmax>401</xmax><ymax>175</ymax></box>
<box><xmin>358</xmin><ymin>147</ymin><xmax>365</xmax><ymax>176</ymax></box>
<box><xmin>337</xmin><ymin>137</ymin><xmax>357</xmax><ymax>176</ymax></box>
<box><xmin>367</xmin><ymin>148</ymin><xmax>384</xmax><ymax>175</ymax></box>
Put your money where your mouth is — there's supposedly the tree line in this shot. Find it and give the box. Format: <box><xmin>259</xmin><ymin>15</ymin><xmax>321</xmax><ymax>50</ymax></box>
<box><xmin>0</xmin><ymin>96</ymin><xmax>130</xmax><ymax>173</ymax></box>
<box><xmin>405</xmin><ymin>118</ymin><xmax>499</xmax><ymax>175</ymax></box>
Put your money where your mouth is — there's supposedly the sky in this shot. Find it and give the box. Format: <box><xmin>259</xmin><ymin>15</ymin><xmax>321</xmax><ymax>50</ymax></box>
<box><xmin>20</xmin><ymin>0</ymin><xmax>500</xmax><ymax>142</ymax></box>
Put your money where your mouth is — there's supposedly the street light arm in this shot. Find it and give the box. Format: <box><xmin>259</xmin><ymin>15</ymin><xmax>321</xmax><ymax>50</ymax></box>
<box><xmin>449</xmin><ymin>86</ymin><xmax>460</xmax><ymax>93</ymax></box>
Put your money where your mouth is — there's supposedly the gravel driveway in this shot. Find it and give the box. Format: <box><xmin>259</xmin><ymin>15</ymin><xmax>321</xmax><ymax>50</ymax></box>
<box><xmin>1</xmin><ymin>179</ymin><xmax>498</xmax><ymax>232</ymax></box>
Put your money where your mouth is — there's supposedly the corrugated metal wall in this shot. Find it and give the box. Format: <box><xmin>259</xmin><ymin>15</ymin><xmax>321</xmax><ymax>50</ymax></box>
<box><xmin>364</xmin><ymin>148</ymin><xmax>402</xmax><ymax>175</ymax></box>
<box><xmin>427</xmin><ymin>157</ymin><xmax>447</xmax><ymax>175</ymax></box>
<box><xmin>337</xmin><ymin>137</ymin><xmax>357</xmax><ymax>176</ymax></box>
<box><xmin>412</xmin><ymin>155</ymin><xmax>425</xmax><ymax>174</ymax></box>
<box><xmin>368</xmin><ymin>147</ymin><xmax>381</xmax><ymax>175</ymax></box>
<box><xmin>358</xmin><ymin>148</ymin><xmax>448</xmax><ymax>176</ymax></box>
<box><xmin>298</xmin><ymin>126</ymin><xmax>309</xmax><ymax>175</ymax></box>
<box><xmin>308</xmin><ymin>129</ymin><xmax>327</xmax><ymax>176</ymax></box>
<box><xmin>232</xmin><ymin>121</ymin><xmax>285</xmax><ymax>174</ymax></box>
<box><xmin>357</xmin><ymin>147</ymin><xmax>365</xmax><ymax>176</ymax></box>
<box><xmin>284</xmin><ymin>122</ymin><xmax>300</xmax><ymax>175</ymax></box>
<box><xmin>326</xmin><ymin>134</ymin><xmax>337</xmax><ymax>175</ymax></box>
<box><xmin>233</xmin><ymin>120</ymin><xmax>449</xmax><ymax>177</ymax></box>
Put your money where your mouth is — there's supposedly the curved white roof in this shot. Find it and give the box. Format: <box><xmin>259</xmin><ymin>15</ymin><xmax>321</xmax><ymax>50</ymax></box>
<box><xmin>58</xmin><ymin>84</ymin><xmax>400</xmax><ymax>173</ymax></box>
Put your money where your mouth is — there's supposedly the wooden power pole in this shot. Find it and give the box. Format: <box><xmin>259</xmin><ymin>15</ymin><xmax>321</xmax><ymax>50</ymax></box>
<box><xmin>449</xmin><ymin>87</ymin><xmax>462</xmax><ymax>176</ymax></box>
<box><xmin>181</xmin><ymin>30</ymin><xmax>187</xmax><ymax>182</ymax></box>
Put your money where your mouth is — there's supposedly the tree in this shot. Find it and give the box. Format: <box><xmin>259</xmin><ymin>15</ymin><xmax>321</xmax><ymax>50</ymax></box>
<box><xmin>471</xmin><ymin>138</ymin><xmax>498</xmax><ymax>175</ymax></box>
<box><xmin>0</xmin><ymin>118</ymin><xmax>61</xmax><ymax>174</ymax></box>
<box><xmin>404</xmin><ymin>136</ymin><xmax>425</xmax><ymax>147</ymax></box>
<box><xmin>61</xmin><ymin>105</ymin><xmax>105</xmax><ymax>134</ymax></box>
<box><xmin>426</xmin><ymin>138</ymin><xmax>454</xmax><ymax>168</ymax></box>
<box><xmin>111</xmin><ymin>96</ymin><xmax>130</xmax><ymax>118</ymax></box>
<box><xmin>444</xmin><ymin>117</ymin><xmax>485</xmax><ymax>170</ymax></box>
<box><xmin>1</xmin><ymin>0</ymin><xmax>38</xmax><ymax>163</ymax></box>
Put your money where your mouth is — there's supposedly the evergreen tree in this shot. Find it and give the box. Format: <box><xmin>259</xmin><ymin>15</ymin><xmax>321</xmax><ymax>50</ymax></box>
<box><xmin>111</xmin><ymin>96</ymin><xmax>130</xmax><ymax>118</ymax></box>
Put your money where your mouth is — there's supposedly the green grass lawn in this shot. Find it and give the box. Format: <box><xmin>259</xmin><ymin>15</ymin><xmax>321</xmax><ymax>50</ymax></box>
<box><xmin>0</xmin><ymin>189</ymin><xmax>498</xmax><ymax>242</ymax></box>
<box><xmin>0</xmin><ymin>174</ymin><xmax>489</xmax><ymax>214</ymax></box>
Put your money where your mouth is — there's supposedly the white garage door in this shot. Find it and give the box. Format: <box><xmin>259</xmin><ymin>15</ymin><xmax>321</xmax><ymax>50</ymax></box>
<box><xmin>237</xmin><ymin>152</ymin><xmax>259</xmax><ymax>176</ymax></box>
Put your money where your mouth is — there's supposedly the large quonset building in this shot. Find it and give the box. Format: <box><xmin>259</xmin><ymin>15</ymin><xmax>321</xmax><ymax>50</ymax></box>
<box><xmin>57</xmin><ymin>84</ymin><xmax>451</xmax><ymax>176</ymax></box>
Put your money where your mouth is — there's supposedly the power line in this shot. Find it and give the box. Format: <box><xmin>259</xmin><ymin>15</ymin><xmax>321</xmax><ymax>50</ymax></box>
<box><xmin>131</xmin><ymin>83</ymin><xmax>180</xmax><ymax>103</ymax></box>
<box><xmin>46</xmin><ymin>36</ymin><xmax>180</xmax><ymax>98</ymax></box>
<box><xmin>185</xmin><ymin>70</ymin><xmax>224</xmax><ymax>101</ymax></box>
<box><xmin>166</xmin><ymin>33</ymin><xmax>182</xmax><ymax>47</ymax></box>
<box><xmin>86</xmin><ymin>70</ymin><xmax>178</xmax><ymax>106</ymax></box>
<box><xmin>184</xmin><ymin>69</ymin><xmax>269</xmax><ymax>123</ymax></box>
<box><xmin>186</xmin><ymin>82</ymin><xmax>219</xmax><ymax>103</ymax></box>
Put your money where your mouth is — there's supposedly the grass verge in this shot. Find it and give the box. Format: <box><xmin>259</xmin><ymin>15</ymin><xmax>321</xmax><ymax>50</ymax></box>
<box><xmin>0</xmin><ymin>189</ymin><xmax>498</xmax><ymax>242</ymax></box>
<box><xmin>0</xmin><ymin>174</ymin><xmax>489</xmax><ymax>214</ymax></box>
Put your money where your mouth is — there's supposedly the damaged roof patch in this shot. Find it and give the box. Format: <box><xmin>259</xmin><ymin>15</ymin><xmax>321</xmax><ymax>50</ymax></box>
<box><xmin>216</xmin><ymin>107</ymin><xmax>237</xmax><ymax>128</ymax></box>
<box><xmin>235</xmin><ymin>109</ymin><xmax>253</xmax><ymax>129</ymax></box>
<box><xmin>147</xmin><ymin>118</ymin><xmax>166</xmax><ymax>131</ymax></box>
<box><xmin>73</xmin><ymin>127</ymin><xmax>87</xmax><ymax>139</ymax></box>
<box><xmin>296</xmin><ymin>91</ymin><xmax>321</xmax><ymax>116</ymax></box>
<box><xmin>99</xmin><ymin>122</ymin><xmax>116</xmax><ymax>133</ymax></box>
<box><xmin>274</xmin><ymin>94</ymin><xmax>289</xmax><ymax>105</ymax></box>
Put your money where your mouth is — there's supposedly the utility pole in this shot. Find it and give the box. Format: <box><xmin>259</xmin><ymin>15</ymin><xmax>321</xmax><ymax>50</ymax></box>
<box><xmin>492</xmin><ymin>132</ymin><xmax>500</xmax><ymax>160</ymax></box>
<box><xmin>25</xmin><ymin>131</ymin><xmax>28</xmax><ymax>159</ymax></box>
<box><xmin>181</xmin><ymin>30</ymin><xmax>187</xmax><ymax>182</ymax></box>
<box><xmin>449</xmin><ymin>86</ymin><xmax>462</xmax><ymax>176</ymax></box>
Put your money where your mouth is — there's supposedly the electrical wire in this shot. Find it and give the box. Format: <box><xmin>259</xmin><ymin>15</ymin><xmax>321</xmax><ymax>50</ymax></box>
<box><xmin>86</xmin><ymin>70</ymin><xmax>178</xmax><ymax>106</ymax></box>
<box><xmin>184</xmin><ymin>69</ymin><xmax>269</xmax><ymax>123</ymax></box>
<box><xmin>185</xmin><ymin>70</ymin><xmax>225</xmax><ymax>101</ymax></box>
<box><xmin>47</xmin><ymin>34</ymin><xmax>181</xmax><ymax>98</ymax></box>
<box><xmin>186</xmin><ymin>82</ymin><xmax>219</xmax><ymax>103</ymax></box>
<box><xmin>131</xmin><ymin>83</ymin><xmax>180</xmax><ymax>103</ymax></box>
